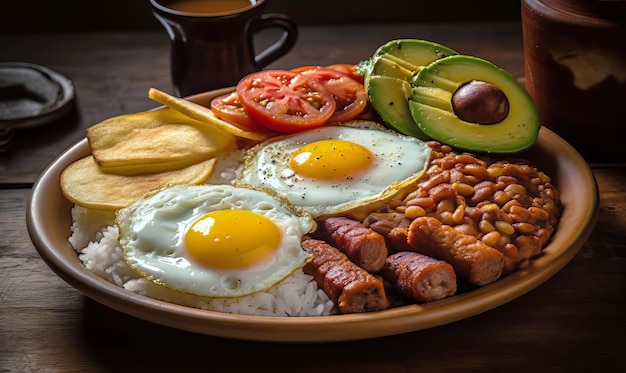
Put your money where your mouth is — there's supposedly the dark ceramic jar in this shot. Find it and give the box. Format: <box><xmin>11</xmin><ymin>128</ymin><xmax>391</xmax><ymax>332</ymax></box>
<box><xmin>522</xmin><ymin>0</ymin><xmax>626</xmax><ymax>162</ymax></box>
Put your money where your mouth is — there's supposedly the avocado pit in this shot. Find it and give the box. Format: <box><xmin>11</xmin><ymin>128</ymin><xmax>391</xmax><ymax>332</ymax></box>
<box><xmin>452</xmin><ymin>80</ymin><xmax>509</xmax><ymax>125</ymax></box>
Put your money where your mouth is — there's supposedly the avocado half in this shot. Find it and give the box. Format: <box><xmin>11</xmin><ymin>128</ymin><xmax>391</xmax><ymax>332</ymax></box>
<box><xmin>363</xmin><ymin>39</ymin><xmax>458</xmax><ymax>139</ymax></box>
<box><xmin>409</xmin><ymin>55</ymin><xmax>540</xmax><ymax>153</ymax></box>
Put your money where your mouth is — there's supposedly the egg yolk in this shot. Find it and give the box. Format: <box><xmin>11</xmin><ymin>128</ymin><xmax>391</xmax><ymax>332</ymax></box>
<box><xmin>289</xmin><ymin>139</ymin><xmax>374</xmax><ymax>179</ymax></box>
<box><xmin>184</xmin><ymin>210</ymin><xmax>281</xmax><ymax>270</ymax></box>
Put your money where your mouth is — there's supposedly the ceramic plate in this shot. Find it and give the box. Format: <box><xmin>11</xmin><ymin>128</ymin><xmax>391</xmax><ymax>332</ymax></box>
<box><xmin>26</xmin><ymin>88</ymin><xmax>598</xmax><ymax>342</ymax></box>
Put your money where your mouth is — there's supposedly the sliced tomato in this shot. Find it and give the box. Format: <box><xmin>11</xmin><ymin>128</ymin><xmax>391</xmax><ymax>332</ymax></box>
<box><xmin>236</xmin><ymin>70</ymin><xmax>336</xmax><ymax>133</ymax></box>
<box><xmin>290</xmin><ymin>65</ymin><xmax>322</xmax><ymax>73</ymax></box>
<box><xmin>326</xmin><ymin>63</ymin><xmax>365</xmax><ymax>84</ymax></box>
<box><xmin>209</xmin><ymin>91</ymin><xmax>258</xmax><ymax>129</ymax></box>
<box><xmin>300</xmin><ymin>67</ymin><xmax>368</xmax><ymax>123</ymax></box>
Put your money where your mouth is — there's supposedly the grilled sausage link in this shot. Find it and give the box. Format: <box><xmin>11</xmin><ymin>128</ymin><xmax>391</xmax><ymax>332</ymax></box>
<box><xmin>381</xmin><ymin>251</ymin><xmax>457</xmax><ymax>302</ymax></box>
<box><xmin>407</xmin><ymin>216</ymin><xmax>505</xmax><ymax>286</ymax></box>
<box><xmin>301</xmin><ymin>237</ymin><xmax>390</xmax><ymax>313</ymax></box>
<box><xmin>363</xmin><ymin>212</ymin><xmax>413</xmax><ymax>253</ymax></box>
<box><xmin>313</xmin><ymin>216</ymin><xmax>388</xmax><ymax>273</ymax></box>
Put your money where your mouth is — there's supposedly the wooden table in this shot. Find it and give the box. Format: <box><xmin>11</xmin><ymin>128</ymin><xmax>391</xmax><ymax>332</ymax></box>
<box><xmin>1</xmin><ymin>22</ymin><xmax>624</xmax><ymax>372</ymax></box>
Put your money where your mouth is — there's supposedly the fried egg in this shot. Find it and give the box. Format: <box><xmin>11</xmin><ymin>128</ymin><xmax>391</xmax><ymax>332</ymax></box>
<box><xmin>115</xmin><ymin>184</ymin><xmax>314</xmax><ymax>298</ymax></box>
<box><xmin>235</xmin><ymin>121</ymin><xmax>432</xmax><ymax>218</ymax></box>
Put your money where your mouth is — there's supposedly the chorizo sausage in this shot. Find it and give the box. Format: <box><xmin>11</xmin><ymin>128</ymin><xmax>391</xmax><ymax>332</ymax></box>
<box><xmin>362</xmin><ymin>211</ymin><xmax>412</xmax><ymax>253</ymax></box>
<box><xmin>313</xmin><ymin>216</ymin><xmax>388</xmax><ymax>273</ymax></box>
<box><xmin>407</xmin><ymin>216</ymin><xmax>505</xmax><ymax>286</ymax></box>
<box><xmin>301</xmin><ymin>237</ymin><xmax>390</xmax><ymax>313</ymax></box>
<box><xmin>381</xmin><ymin>251</ymin><xmax>457</xmax><ymax>302</ymax></box>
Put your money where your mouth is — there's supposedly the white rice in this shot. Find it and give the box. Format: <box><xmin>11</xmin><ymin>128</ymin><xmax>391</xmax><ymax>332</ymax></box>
<box><xmin>68</xmin><ymin>149</ymin><xmax>336</xmax><ymax>317</ymax></box>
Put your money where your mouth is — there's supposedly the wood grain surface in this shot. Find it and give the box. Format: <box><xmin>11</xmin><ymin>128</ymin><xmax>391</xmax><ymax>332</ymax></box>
<box><xmin>1</xmin><ymin>22</ymin><xmax>624</xmax><ymax>372</ymax></box>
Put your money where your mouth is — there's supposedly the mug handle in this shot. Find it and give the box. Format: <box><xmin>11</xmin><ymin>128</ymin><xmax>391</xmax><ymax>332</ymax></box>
<box><xmin>248</xmin><ymin>13</ymin><xmax>299</xmax><ymax>69</ymax></box>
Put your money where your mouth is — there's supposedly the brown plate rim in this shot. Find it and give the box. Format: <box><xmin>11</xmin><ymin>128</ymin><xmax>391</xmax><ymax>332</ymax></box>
<box><xmin>26</xmin><ymin>89</ymin><xmax>599</xmax><ymax>342</ymax></box>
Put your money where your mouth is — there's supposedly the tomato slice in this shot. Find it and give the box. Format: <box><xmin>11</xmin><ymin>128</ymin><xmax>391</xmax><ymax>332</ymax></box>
<box><xmin>292</xmin><ymin>64</ymin><xmax>365</xmax><ymax>84</ymax></box>
<box><xmin>300</xmin><ymin>67</ymin><xmax>368</xmax><ymax>123</ymax></box>
<box><xmin>326</xmin><ymin>63</ymin><xmax>365</xmax><ymax>84</ymax></box>
<box><xmin>290</xmin><ymin>65</ymin><xmax>322</xmax><ymax>73</ymax></box>
<box><xmin>210</xmin><ymin>91</ymin><xmax>257</xmax><ymax>129</ymax></box>
<box><xmin>236</xmin><ymin>70</ymin><xmax>336</xmax><ymax>133</ymax></box>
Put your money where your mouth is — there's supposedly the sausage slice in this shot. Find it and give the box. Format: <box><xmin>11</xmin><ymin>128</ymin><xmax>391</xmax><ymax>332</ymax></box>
<box><xmin>301</xmin><ymin>237</ymin><xmax>390</xmax><ymax>313</ymax></box>
<box><xmin>407</xmin><ymin>216</ymin><xmax>505</xmax><ymax>286</ymax></box>
<box><xmin>381</xmin><ymin>251</ymin><xmax>457</xmax><ymax>302</ymax></box>
<box><xmin>314</xmin><ymin>216</ymin><xmax>388</xmax><ymax>273</ymax></box>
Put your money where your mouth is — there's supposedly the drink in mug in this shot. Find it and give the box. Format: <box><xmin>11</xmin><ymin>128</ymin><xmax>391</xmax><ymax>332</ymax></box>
<box><xmin>166</xmin><ymin>0</ymin><xmax>253</xmax><ymax>13</ymax></box>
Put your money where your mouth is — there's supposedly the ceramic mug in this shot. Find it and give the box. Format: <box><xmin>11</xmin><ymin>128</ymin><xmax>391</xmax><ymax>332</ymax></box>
<box><xmin>150</xmin><ymin>0</ymin><xmax>298</xmax><ymax>96</ymax></box>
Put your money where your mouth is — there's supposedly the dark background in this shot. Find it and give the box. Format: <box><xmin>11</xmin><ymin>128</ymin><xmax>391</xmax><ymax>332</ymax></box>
<box><xmin>0</xmin><ymin>0</ymin><xmax>521</xmax><ymax>34</ymax></box>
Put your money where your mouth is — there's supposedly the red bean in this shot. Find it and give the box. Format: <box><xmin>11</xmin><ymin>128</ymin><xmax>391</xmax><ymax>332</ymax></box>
<box><xmin>395</xmin><ymin>142</ymin><xmax>561</xmax><ymax>274</ymax></box>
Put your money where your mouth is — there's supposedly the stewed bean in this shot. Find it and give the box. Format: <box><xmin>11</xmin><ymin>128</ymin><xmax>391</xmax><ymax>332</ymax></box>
<box><xmin>395</xmin><ymin>141</ymin><xmax>562</xmax><ymax>274</ymax></box>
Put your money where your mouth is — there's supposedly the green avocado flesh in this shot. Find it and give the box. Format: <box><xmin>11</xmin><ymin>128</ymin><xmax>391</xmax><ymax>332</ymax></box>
<box><xmin>368</xmin><ymin>76</ymin><xmax>430</xmax><ymax>140</ymax></box>
<box><xmin>370</xmin><ymin>57</ymin><xmax>416</xmax><ymax>81</ymax></box>
<box><xmin>371</xmin><ymin>39</ymin><xmax>458</xmax><ymax>69</ymax></box>
<box><xmin>409</xmin><ymin>55</ymin><xmax>540</xmax><ymax>153</ymax></box>
<box><xmin>364</xmin><ymin>39</ymin><xmax>458</xmax><ymax>137</ymax></box>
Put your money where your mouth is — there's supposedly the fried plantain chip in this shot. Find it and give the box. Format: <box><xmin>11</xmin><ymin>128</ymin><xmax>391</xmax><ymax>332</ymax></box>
<box><xmin>148</xmin><ymin>88</ymin><xmax>277</xmax><ymax>141</ymax></box>
<box><xmin>60</xmin><ymin>155</ymin><xmax>218</xmax><ymax>210</ymax></box>
<box><xmin>87</xmin><ymin>107</ymin><xmax>234</xmax><ymax>176</ymax></box>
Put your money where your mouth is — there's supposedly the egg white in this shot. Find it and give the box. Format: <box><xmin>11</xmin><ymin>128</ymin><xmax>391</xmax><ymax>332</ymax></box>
<box><xmin>115</xmin><ymin>184</ymin><xmax>314</xmax><ymax>298</ymax></box>
<box><xmin>235</xmin><ymin>122</ymin><xmax>432</xmax><ymax>218</ymax></box>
